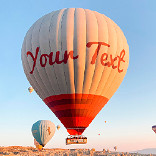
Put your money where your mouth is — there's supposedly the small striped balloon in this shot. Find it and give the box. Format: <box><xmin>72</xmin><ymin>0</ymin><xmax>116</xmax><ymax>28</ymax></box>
<box><xmin>152</xmin><ymin>125</ymin><xmax>156</xmax><ymax>133</ymax></box>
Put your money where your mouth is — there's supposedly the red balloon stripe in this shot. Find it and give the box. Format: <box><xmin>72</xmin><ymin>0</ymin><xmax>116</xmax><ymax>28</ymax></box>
<box><xmin>44</xmin><ymin>94</ymin><xmax>108</xmax><ymax>135</ymax></box>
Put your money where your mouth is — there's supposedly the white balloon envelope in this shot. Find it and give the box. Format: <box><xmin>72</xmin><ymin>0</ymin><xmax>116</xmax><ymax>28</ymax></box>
<box><xmin>22</xmin><ymin>8</ymin><xmax>129</xmax><ymax>136</ymax></box>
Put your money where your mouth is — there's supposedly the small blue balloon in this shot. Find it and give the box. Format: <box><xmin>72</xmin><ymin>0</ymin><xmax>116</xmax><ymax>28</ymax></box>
<box><xmin>32</xmin><ymin>120</ymin><xmax>56</xmax><ymax>146</ymax></box>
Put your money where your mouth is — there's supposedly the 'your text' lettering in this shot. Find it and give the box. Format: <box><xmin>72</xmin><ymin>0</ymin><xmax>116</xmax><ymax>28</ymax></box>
<box><xmin>26</xmin><ymin>42</ymin><xmax>126</xmax><ymax>74</ymax></box>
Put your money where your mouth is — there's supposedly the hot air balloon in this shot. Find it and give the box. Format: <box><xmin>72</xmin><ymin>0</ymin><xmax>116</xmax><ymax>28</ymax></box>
<box><xmin>34</xmin><ymin>139</ymin><xmax>43</xmax><ymax>151</ymax></box>
<box><xmin>92</xmin><ymin>148</ymin><xmax>95</xmax><ymax>152</ymax></box>
<box><xmin>32</xmin><ymin>120</ymin><xmax>56</xmax><ymax>147</ymax></box>
<box><xmin>152</xmin><ymin>125</ymin><xmax>156</xmax><ymax>133</ymax></box>
<box><xmin>114</xmin><ymin>146</ymin><xmax>117</xmax><ymax>151</ymax></box>
<box><xmin>105</xmin><ymin>121</ymin><xmax>106</xmax><ymax>123</ymax></box>
<box><xmin>107</xmin><ymin>149</ymin><xmax>110</xmax><ymax>153</ymax></box>
<box><xmin>103</xmin><ymin>149</ymin><xmax>106</xmax><ymax>153</ymax></box>
<box><xmin>28</xmin><ymin>87</ymin><xmax>34</xmax><ymax>93</ymax></box>
<box><xmin>22</xmin><ymin>8</ymin><xmax>129</xmax><ymax>144</ymax></box>
<box><xmin>57</xmin><ymin>125</ymin><xmax>61</xmax><ymax>130</ymax></box>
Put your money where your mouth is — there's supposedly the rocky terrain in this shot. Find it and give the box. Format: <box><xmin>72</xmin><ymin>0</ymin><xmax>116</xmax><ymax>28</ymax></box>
<box><xmin>0</xmin><ymin>146</ymin><xmax>154</xmax><ymax>156</ymax></box>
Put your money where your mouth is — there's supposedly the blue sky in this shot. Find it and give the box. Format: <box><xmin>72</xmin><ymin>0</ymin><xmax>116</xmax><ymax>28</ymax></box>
<box><xmin>0</xmin><ymin>0</ymin><xmax>156</xmax><ymax>152</ymax></box>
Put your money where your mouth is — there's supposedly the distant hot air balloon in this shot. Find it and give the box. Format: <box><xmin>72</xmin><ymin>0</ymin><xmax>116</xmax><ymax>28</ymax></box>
<box><xmin>92</xmin><ymin>148</ymin><xmax>95</xmax><ymax>152</ymax></box>
<box><xmin>103</xmin><ymin>149</ymin><xmax>106</xmax><ymax>153</ymax></box>
<box><xmin>22</xmin><ymin>8</ymin><xmax>129</xmax><ymax>138</ymax></box>
<box><xmin>152</xmin><ymin>125</ymin><xmax>156</xmax><ymax>133</ymax></box>
<box><xmin>34</xmin><ymin>139</ymin><xmax>43</xmax><ymax>151</ymax></box>
<box><xmin>57</xmin><ymin>125</ymin><xmax>61</xmax><ymax>130</ymax></box>
<box><xmin>107</xmin><ymin>149</ymin><xmax>110</xmax><ymax>153</ymax></box>
<box><xmin>105</xmin><ymin>121</ymin><xmax>106</xmax><ymax>123</ymax></box>
<box><xmin>114</xmin><ymin>146</ymin><xmax>117</xmax><ymax>151</ymax></box>
<box><xmin>32</xmin><ymin>120</ymin><xmax>56</xmax><ymax>147</ymax></box>
<box><xmin>28</xmin><ymin>87</ymin><xmax>34</xmax><ymax>93</ymax></box>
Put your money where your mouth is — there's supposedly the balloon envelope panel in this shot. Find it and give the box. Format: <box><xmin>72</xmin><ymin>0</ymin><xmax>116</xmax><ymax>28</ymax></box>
<box><xmin>22</xmin><ymin>8</ymin><xmax>129</xmax><ymax>135</ymax></box>
<box><xmin>32</xmin><ymin>120</ymin><xmax>56</xmax><ymax>146</ymax></box>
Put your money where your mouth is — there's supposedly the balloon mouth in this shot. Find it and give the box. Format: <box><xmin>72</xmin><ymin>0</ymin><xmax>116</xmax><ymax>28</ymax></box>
<box><xmin>67</xmin><ymin>127</ymin><xmax>86</xmax><ymax>135</ymax></box>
